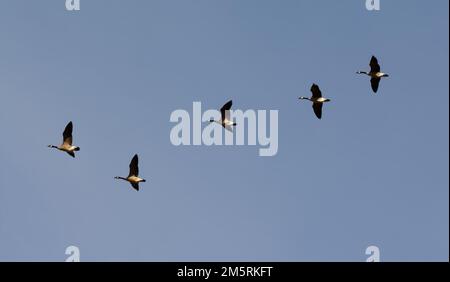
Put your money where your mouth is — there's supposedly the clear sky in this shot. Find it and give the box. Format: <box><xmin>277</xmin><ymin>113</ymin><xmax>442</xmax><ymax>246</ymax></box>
<box><xmin>0</xmin><ymin>0</ymin><xmax>448</xmax><ymax>261</ymax></box>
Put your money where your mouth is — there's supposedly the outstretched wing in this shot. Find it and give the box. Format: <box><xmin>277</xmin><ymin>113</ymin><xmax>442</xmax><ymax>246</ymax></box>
<box><xmin>312</xmin><ymin>103</ymin><xmax>323</xmax><ymax>119</ymax></box>
<box><xmin>62</xmin><ymin>121</ymin><xmax>73</xmax><ymax>145</ymax></box>
<box><xmin>131</xmin><ymin>182</ymin><xmax>139</xmax><ymax>191</ymax></box>
<box><xmin>369</xmin><ymin>56</ymin><xmax>381</xmax><ymax>73</ymax></box>
<box><xmin>310</xmin><ymin>84</ymin><xmax>322</xmax><ymax>99</ymax></box>
<box><xmin>220</xmin><ymin>100</ymin><xmax>233</xmax><ymax>122</ymax></box>
<box><xmin>370</xmin><ymin>77</ymin><xmax>380</xmax><ymax>93</ymax></box>
<box><xmin>66</xmin><ymin>151</ymin><xmax>75</xmax><ymax>158</ymax></box>
<box><xmin>128</xmin><ymin>154</ymin><xmax>139</xmax><ymax>177</ymax></box>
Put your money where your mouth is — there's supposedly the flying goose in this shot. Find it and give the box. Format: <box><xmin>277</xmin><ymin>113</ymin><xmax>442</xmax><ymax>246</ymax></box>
<box><xmin>48</xmin><ymin>121</ymin><xmax>80</xmax><ymax>158</ymax></box>
<box><xmin>115</xmin><ymin>154</ymin><xmax>146</xmax><ymax>191</ymax></box>
<box><xmin>299</xmin><ymin>84</ymin><xmax>331</xmax><ymax>119</ymax></box>
<box><xmin>209</xmin><ymin>100</ymin><xmax>237</xmax><ymax>132</ymax></box>
<box><xmin>357</xmin><ymin>56</ymin><xmax>389</xmax><ymax>93</ymax></box>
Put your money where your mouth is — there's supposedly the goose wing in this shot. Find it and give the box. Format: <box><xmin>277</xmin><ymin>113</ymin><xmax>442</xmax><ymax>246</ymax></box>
<box><xmin>131</xmin><ymin>182</ymin><xmax>140</xmax><ymax>191</ymax></box>
<box><xmin>370</xmin><ymin>77</ymin><xmax>380</xmax><ymax>93</ymax></box>
<box><xmin>128</xmin><ymin>154</ymin><xmax>139</xmax><ymax>177</ymax></box>
<box><xmin>369</xmin><ymin>56</ymin><xmax>381</xmax><ymax>73</ymax></box>
<box><xmin>220</xmin><ymin>100</ymin><xmax>233</xmax><ymax>122</ymax></box>
<box><xmin>310</xmin><ymin>84</ymin><xmax>322</xmax><ymax>99</ymax></box>
<box><xmin>62</xmin><ymin>121</ymin><xmax>73</xmax><ymax>145</ymax></box>
<box><xmin>312</xmin><ymin>103</ymin><xmax>323</xmax><ymax>119</ymax></box>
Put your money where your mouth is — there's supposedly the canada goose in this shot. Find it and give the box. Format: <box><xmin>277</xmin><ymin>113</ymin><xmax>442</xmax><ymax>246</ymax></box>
<box><xmin>299</xmin><ymin>84</ymin><xmax>331</xmax><ymax>119</ymax></box>
<box><xmin>115</xmin><ymin>154</ymin><xmax>146</xmax><ymax>191</ymax></box>
<box><xmin>209</xmin><ymin>100</ymin><xmax>237</xmax><ymax>132</ymax></box>
<box><xmin>48</xmin><ymin>121</ymin><xmax>80</xmax><ymax>158</ymax></box>
<box><xmin>357</xmin><ymin>56</ymin><xmax>389</xmax><ymax>93</ymax></box>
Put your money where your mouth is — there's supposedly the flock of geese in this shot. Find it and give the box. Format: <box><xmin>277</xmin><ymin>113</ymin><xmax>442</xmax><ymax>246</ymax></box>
<box><xmin>48</xmin><ymin>122</ymin><xmax>146</xmax><ymax>191</ymax></box>
<box><xmin>299</xmin><ymin>55</ymin><xmax>389</xmax><ymax>119</ymax></box>
<box><xmin>47</xmin><ymin>56</ymin><xmax>389</xmax><ymax>191</ymax></box>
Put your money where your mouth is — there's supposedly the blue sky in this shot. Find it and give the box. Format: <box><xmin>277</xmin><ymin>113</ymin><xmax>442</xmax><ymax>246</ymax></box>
<box><xmin>0</xmin><ymin>0</ymin><xmax>448</xmax><ymax>261</ymax></box>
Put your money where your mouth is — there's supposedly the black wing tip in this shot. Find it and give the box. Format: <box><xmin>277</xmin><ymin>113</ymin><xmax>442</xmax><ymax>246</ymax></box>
<box><xmin>64</xmin><ymin>121</ymin><xmax>74</xmax><ymax>135</ymax></box>
<box><xmin>224</xmin><ymin>100</ymin><xmax>233</xmax><ymax>108</ymax></box>
<box><xmin>131</xmin><ymin>183</ymin><xmax>140</xmax><ymax>191</ymax></box>
<box><xmin>220</xmin><ymin>100</ymin><xmax>233</xmax><ymax>113</ymax></box>
<box><xmin>130</xmin><ymin>154</ymin><xmax>140</xmax><ymax>173</ymax></box>
<box><xmin>311</xmin><ymin>83</ymin><xmax>320</xmax><ymax>90</ymax></box>
<box><xmin>370</xmin><ymin>78</ymin><xmax>380</xmax><ymax>93</ymax></box>
<box><xmin>131</xmin><ymin>154</ymin><xmax>139</xmax><ymax>166</ymax></box>
<box><xmin>310</xmin><ymin>84</ymin><xmax>322</xmax><ymax>97</ymax></box>
<box><xmin>370</xmin><ymin>56</ymin><xmax>380</xmax><ymax>65</ymax></box>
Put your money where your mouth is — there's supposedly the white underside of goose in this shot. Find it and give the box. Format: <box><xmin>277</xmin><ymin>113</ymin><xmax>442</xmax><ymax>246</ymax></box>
<box><xmin>128</xmin><ymin>176</ymin><xmax>145</xmax><ymax>183</ymax></box>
